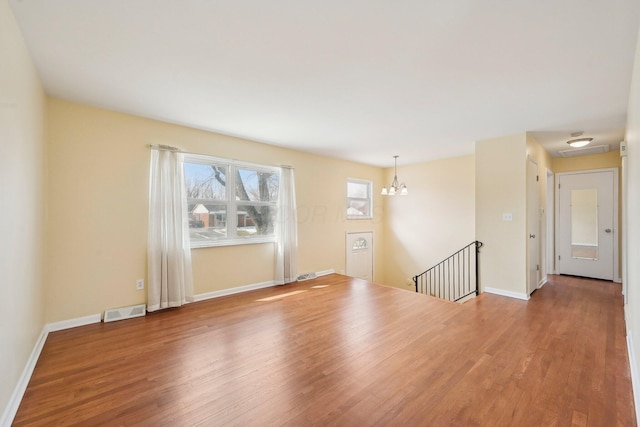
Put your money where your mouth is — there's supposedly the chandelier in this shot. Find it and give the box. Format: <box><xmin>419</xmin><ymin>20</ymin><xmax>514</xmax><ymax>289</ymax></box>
<box><xmin>381</xmin><ymin>155</ymin><xmax>408</xmax><ymax>196</ymax></box>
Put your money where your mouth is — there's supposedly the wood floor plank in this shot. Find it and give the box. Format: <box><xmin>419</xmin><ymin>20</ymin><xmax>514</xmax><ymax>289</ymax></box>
<box><xmin>12</xmin><ymin>274</ymin><xmax>636</xmax><ymax>426</ymax></box>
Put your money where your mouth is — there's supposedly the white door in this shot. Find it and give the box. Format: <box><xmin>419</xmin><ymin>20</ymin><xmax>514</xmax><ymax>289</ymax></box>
<box><xmin>527</xmin><ymin>158</ymin><xmax>540</xmax><ymax>294</ymax></box>
<box><xmin>346</xmin><ymin>232</ymin><xmax>373</xmax><ymax>281</ymax></box>
<box><xmin>557</xmin><ymin>170</ymin><xmax>615</xmax><ymax>280</ymax></box>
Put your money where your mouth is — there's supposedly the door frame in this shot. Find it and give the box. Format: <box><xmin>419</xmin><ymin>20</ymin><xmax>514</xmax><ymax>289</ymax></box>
<box><xmin>546</xmin><ymin>168</ymin><xmax>555</xmax><ymax>276</ymax></box>
<box><xmin>554</xmin><ymin>168</ymin><xmax>619</xmax><ymax>282</ymax></box>
<box><xmin>527</xmin><ymin>157</ymin><xmax>541</xmax><ymax>295</ymax></box>
<box><xmin>345</xmin><ymin>231</ymin><xmax>374</xmax><ymax>281</ymax></box>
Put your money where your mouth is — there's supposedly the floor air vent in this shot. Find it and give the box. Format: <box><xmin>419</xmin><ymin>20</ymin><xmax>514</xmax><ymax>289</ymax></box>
<box><xmin>297</xmin><ymin>272</ymin><xmax>317</xmax><ymax>281</ymax></box>
<box><xmin>103</xmin><ymin>304</ymin><xmax>146</xmax><ymax>323</ymax></box>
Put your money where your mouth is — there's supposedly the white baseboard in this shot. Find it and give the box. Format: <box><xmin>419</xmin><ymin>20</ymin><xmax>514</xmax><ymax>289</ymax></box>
<box><xmin>192</xmin><ymin>270</ymin><xmax>336</xmax><ymax>302</ymax></box>
<box><xmin>627</xmin><ymin>332</ymin><xmax>640</xmax><ymax>425</ymax></box>
<box><xmin>316</xmin><ymin>269</ymin><xmax>335</xmax><ymax>277</ymax></box>
<box><xmin>538</xmin><ymin>277</ymin><xmax>548</xmax><ymax>289</ymax></box>
<box><xmin>1</xmin><ymin>313</ymin><xmax>102</xmax><ymax>427</ymax></box>
<box><xmin>483</xmin><ymin>287</ymin><xmax>530</xmax><ymax>301</ymax></box>
<box><xmin>46</xmin><ymin>313</ymin><xmax>102</xmax><ymax>332</ymax></box>
<box><xmin>0</xmin><ymin>328</ymin><xmax>48</xmax><ymax>427</ymax></box>
<box><xmin>192</xmin><ymin>280</ymin><xmax>275</xmax><ymax>302</ymax></box>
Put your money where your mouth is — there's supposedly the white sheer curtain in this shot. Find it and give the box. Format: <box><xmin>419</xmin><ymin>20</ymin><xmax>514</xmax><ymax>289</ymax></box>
<box><xmin>275</xmin><ymin>166</ymin><xmax>298</xmax><ymax>285</ymax></box>
<box><xmin>147</xmin><ymin>148</ymin><xmax>193</xmax><ymax>311</ymax></box>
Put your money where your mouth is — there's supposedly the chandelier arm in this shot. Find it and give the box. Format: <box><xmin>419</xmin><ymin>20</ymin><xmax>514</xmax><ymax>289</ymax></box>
<box><xmin>382</xmin><ymin>155</ymin><xmax>407</xmax><ymax>196</ymax></box>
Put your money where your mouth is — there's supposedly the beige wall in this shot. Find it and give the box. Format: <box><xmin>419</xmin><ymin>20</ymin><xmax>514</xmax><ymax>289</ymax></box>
<box><xmin>382</xmin><ymin>155</ymin><xmax>475</xmax><ymax>290</ymax></box>
<box><xmin>45</xmin><ymin>98</ymin><xmax>384</xmax><ymax>322</ymax></box>
<box><xmin>552</xmin><ymin>150</ymin><xmax>622</xmax><ymax>172</ymax></box>
<box><xmin>0</xmin><ymin>1</ymin><xmax>46</xmax><ymax>419</ymax></box>
<box><xmin>624</xmin><ymin>25</ymin><xmax>640</xmax><ymax>413</ymax></box>
<box><xmin>475</xmin><ymin>133</ymin><xmax>527</xmax><ymax>296</ymax></box>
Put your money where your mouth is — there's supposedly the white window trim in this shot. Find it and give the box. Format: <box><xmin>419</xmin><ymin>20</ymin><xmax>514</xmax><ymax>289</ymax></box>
<box><xmin>347</xmin><ymin>178</ymin><xmax>373</xmax><ymax>220</ymax></box>
<box><xmin>184</xmin><ymin>153</ymin><xmax>281</xmax><ymax>248</ymax></box>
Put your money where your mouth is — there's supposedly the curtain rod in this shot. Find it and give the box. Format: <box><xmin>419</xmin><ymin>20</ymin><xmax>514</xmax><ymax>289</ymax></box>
<box><xmin>148</xmin><ymin>144</ymin><xmax>294</xmax><ymax>170</ymax></box>
<box><xmin>148</xmin><ymin>144</ymin><xmax>182</xmax><ymax>152</ymax></box>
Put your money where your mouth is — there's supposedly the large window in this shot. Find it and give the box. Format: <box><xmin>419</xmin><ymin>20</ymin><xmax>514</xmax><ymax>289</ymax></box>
<box><xmin>184</xmin><ymin>154</ymin><xmax>280</xmax><ymax>247</ymax></box>
<box><xmin>347</xmin><ymin>178</ymin><xmax>373</xmax><ymax>219</ymax></box>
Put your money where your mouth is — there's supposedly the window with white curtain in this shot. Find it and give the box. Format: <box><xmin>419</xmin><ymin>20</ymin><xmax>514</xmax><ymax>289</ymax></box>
<box><xmin>347</xmin><ymin>178</ymin><xmax>373</xmax><ymax>219</ymax></box>
<box><xmin>183</xmin><ymin>153</ymin><xmax>280</xmax><ymax>247</ymax></box>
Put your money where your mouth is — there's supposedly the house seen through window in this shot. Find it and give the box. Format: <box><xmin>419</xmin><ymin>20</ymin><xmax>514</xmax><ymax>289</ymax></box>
<box><xmin>184</xmin><ymin>154</ymin><xmax>280</xmax><ymax>247</ymax></box>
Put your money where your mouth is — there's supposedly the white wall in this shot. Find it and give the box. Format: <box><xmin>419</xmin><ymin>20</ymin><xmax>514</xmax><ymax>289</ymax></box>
<box><xmin>624</xmin><ymin>24</ymin><xmax>640</xmax><ymax>420</ymax></box>
<box><xmin>0</xmin><ymin>0</ymin><xmax>46</xmax><ymax>420</ymax></box>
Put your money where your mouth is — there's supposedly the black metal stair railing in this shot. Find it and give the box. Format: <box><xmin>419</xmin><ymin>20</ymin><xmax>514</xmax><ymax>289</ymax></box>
<box><xmin>413</xmin><ymin>241</ymin><xmax>483</xmax><ymax>302</ymax></box>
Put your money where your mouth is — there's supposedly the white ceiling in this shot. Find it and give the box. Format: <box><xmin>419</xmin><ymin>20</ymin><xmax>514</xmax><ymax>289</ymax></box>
<box><xmin>9</xmin><ymin>0</ymin><xmax>640</xmax><ymax>167</ymax></box>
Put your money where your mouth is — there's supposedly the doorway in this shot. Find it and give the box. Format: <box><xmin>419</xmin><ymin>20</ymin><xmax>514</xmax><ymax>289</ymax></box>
<box><xmin>346</xmin><ymin>232</ymin><xmax>373</xmax><ymax>281</ymax></box>
<box><xmin>556</xmin><ymin>169</ymin><xmax>618</xmax><ymax>281</ymax></box>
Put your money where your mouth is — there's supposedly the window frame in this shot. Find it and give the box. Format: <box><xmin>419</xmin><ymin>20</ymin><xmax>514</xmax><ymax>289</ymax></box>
<box><xmin>184</xmin><ymin>153</ymin><xmax>281</xmax><ymax>248</ymax></box>
<box><xmin>346</xmin><ymin>178</ymin><xmax>373</xmax><ymax>220</ymax></box>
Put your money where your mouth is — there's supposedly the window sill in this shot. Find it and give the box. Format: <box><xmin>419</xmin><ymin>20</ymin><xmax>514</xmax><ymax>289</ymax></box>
<box><xmin>190</xmin><ymin>236</ymin><xmax>276</xmax><ymax>249</ymax></box>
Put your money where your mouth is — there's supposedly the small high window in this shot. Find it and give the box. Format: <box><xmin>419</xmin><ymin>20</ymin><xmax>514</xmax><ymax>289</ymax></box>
<box><xmin>347</xmin><ymin>178</ymin><xmax>373</xmax><ymax>219</ymax></box>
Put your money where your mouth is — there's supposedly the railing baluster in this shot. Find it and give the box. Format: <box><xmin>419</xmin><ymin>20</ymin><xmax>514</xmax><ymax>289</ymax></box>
<box><xmin>412</xmin><ymin>241</ymin><xmax>483</xmax><ymax>303</ymax></box>
<box><xmin>459</xmin><ymin>250</ymin><xmax>462</xmax><ymax>299</ymax></box>
<box><xmin>458</xmin><ymin>251</ymin><xmax>462</xmax><ymax>300</ymax></box>
<box><xmin>445</xmin><ymin>259</ymin><xmax>449</xmax><ymax>301</ymax></box>
<box><xmin>466</xmin><ymin>245</ymin><xmax>470</xmax><ymax>298</ymax></box>
<box><xmin>475</xmin><ymin>241</ymin><xmax>481</xmax><ymax>296</ymax></box>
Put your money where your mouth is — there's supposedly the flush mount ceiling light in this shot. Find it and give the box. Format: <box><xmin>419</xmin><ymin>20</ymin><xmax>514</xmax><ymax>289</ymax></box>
<box><xmin>567</xmin><ymin>137</ymin><xmax>593</xmax><ymax>148</ymax></box>
<box><xmin>381</xmin><ymin>155</ymin><xmax>408</xmax><ymax>196</ymax></box>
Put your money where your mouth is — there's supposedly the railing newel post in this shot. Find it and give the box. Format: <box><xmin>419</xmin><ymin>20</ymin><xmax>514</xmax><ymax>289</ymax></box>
<box><xmin>474</xmin><ymin>240</ymin><xmax>481</xmax><ymax>296</ymax></box>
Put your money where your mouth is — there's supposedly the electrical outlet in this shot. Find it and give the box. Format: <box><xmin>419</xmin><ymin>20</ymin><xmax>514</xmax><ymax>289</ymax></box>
<box><xmin>136</xmin><ymin>279</ymin><xmax>144</xmax><ymax>290</ymax></box>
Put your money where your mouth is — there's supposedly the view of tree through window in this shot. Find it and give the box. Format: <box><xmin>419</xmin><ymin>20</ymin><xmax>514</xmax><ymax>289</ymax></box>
<box><xmin>235</xmin><ymin>168</ymin><xmax>279</xmax><ymax>235</ymax></box>
<box><xmin>184</xmin><ymin>156</ymin><xmax>280</xmax><ymax>247</ymax></box>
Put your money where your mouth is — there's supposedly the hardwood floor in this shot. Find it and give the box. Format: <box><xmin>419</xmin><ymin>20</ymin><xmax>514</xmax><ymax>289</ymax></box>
<box><xmin>13</xmin><ymin>274</ymin><xmax>635</xmax><ymax>426</ymax></box>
